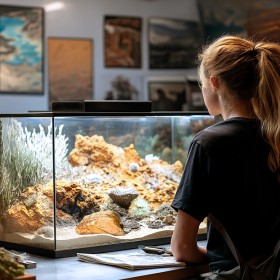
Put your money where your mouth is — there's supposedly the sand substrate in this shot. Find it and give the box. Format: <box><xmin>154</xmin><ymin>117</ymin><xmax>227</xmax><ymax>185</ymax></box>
<box><xmin>2</xmin><ymin>223</ymin><xmax>207</xmax><ymax>251</ymax></box>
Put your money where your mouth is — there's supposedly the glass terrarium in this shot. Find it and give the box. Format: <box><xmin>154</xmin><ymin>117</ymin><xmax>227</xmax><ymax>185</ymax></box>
<box><xmin>0</xmin><ymin>106</ymin><xmax>218</xmax><ymax>257</ymax></box>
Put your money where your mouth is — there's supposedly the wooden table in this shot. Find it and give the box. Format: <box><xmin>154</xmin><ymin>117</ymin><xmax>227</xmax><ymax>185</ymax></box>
<box><xmin>24</xmin><ymin>242</ymin><xmax>208</xmax><ymax>280</ymax></box>
<box><xmin>16</xmin><ymin>274</ymin><xmax>36</xmax><ymax>280</ymax></box>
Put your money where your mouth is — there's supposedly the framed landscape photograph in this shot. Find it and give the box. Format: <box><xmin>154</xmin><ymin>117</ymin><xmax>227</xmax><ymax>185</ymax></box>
<box><xmin>48</xmin><ymin>37</ymin><xmax>93</xmax><ymax>108</ymax></box>
<box><xmin>148</xmin><ymin>17</ymin><xmax>202</xmax><ymax>69</ymax></box>
<box><xmin>101</xmin><ymin>74</ymin><xmax>143</xmax><ymax>101</ymax></box>
<box><xmin>186</xmin><ymin>78</ymin><xmax>207</xmax><ymax>111</ymax></box>
<box><xmin>104</xmin><ymin>15</ymin><xmax>142</xmax><ymax>68</ymax></box>
<box><xmin>197</xmin><ymin>0</ymin><xmax>280</xmax><ymax>43</ymax></box>
<box><xmin>148</xmin><ymin>79</ymin><xmax>187</xmax><ymax>111</ymax></box>
<box><xmin>0</xmin><ymin>5</ymin><xmax>44</xmax><ymax>94</ymax></box>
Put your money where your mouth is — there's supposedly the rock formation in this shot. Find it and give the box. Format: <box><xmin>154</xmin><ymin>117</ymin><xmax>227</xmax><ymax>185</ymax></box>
<box><xmin>3</xmin><ymin>134</ymin><xmax>183</xmax><ymax>236</ymax></box>
<box><xmin>75</xmin><ymin>210</ymin><xmax>125</xmax><ymax>236</ymax></box>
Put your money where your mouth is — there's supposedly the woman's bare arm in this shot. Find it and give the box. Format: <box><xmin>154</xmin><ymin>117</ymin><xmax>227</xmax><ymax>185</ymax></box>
<box><xmin>171</xmin><ymin>210</ymin><xmax>209</xmax><ymax>264</ymax></box>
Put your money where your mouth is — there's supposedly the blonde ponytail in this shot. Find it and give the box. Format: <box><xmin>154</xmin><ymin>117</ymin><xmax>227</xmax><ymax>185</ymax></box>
<box><xmin>252</xmin><ymin>43</ymin><xmax>280</xmax><ymax>175</ymax></box>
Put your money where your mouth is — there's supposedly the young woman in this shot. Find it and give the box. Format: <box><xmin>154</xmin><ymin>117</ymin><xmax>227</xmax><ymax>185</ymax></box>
<box><xmin>171</xmin><ymin>35</ymin><xmax>280</xmax><ymax>273</ymax></box>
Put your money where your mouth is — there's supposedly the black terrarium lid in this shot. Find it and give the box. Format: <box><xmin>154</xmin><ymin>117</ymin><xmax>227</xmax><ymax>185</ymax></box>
<box><xmin>51</xmin><ymin>100</ymin><xmax>152</xmax><ymax>113</ymax></box>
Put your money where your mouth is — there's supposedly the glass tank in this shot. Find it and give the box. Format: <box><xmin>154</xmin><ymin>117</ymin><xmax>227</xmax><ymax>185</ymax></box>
<box><xmin>0</xmin><ymin>111</ymin><xmax>217</xmax><ymax>257</ymax></box>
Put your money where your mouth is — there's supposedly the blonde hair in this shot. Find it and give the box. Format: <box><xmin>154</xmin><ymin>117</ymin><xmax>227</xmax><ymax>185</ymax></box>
<box><xmin>198</xmin><ymin>35</ymin><xmax>280</xmax><ymax>176</ymax></box>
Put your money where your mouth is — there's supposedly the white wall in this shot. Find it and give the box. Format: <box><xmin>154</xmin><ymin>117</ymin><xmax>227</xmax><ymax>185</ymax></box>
<box><xmin>0</xmin><ymin>0</ymin><xmax>199</xmax><ymax>113</ymax></box>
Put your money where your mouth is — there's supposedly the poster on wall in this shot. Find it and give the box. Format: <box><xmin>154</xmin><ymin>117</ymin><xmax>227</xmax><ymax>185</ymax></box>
<box><xmin>186</xmin><ymin>77</ymin><xmax>207</xmax><ymax>111</ymax></box>
<box><xmin>48</xmin><ymin>37</ymin><xmax>93</xmax><ymax>108</ymax></box>
<box><xmin>0</xmin><ymin>5</ymin><xmax>44</xmax><ymax>94</ymax></box>
<box><xmin>104</xmin><ymin>15</ymin><xmax>142</xmax><ymax>68</ymax></box>
<box><xmin>148</xmin><ymin>17</ymin><xmax>202</xmax><ymax>69</ymax></box>
<box><xmin>197</xmin><ymin>0</ymin><xmax>247</xmax><ymax>43</ymax></box>
<box><xmin>246</xmin><ymin>0</ymin><xmax>280</xmax><ymax>42</ymax></box>
<box><xmin>101</xmin><ymin>74</ymin><xmax>143</xmax><ymax>100</ymax></box>
<box><xmin>148</xmin><ymin>78</ymin><xmax>188</xmax><ymax>111</ymax></box>
<box><xmin>197</xmin><ymin>0</ymin><xmax>280</xmax><ymax>43</ymax></box>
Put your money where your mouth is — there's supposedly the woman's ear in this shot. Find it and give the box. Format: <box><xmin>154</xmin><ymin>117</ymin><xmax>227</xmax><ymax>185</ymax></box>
<box><xmin>210</xmin><ymin>76</ymin><xmax>220</xmax><ymax>91</ymax></box>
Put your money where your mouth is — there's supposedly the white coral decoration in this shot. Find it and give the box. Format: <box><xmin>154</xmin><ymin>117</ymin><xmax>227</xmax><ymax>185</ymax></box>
<box><xmin>12</xmin><ymin>119</ymin><xmax>69</xmax><ymax>176</ymax></box>
<box><xmin>145</xmin><ymin>154</ymin><xmax>159</xmax><ymax>163</ymax></box>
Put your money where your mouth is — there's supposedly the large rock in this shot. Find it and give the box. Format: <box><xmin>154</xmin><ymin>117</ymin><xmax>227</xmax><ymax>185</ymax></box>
<box><xmin>75</xmin><ymin>210</ymin><xmax>125</xmax><ymax>236</ymax></box>
<box><xmin>68</xmin><ymin>134</ymin><xmax>125</xmax><ymax>169</ymax></box>
<box><xmin>68</xmin><ymin>134</ymin><xmax>183</xmax><ymax>209</ymax></box>
<box><xmin>4</xmin><ymin>181</ymin><xmax>100</xmax><ymax>233</ymax></box>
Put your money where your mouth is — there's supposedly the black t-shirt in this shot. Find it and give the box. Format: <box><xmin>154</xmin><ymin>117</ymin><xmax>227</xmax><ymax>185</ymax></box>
<box><xmin>171</xmin><ymin>117</ymin><xmax>280</xmax><ymax>270</ymax></box>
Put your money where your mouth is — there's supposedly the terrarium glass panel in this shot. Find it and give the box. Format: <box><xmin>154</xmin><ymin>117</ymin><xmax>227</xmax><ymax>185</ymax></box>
<box><xmin>0</xmin><ymin>116</ymin><xmax>55</xmax><ymax>250</ymax></box>
<box><xmin>0</xmin><ymin>113</ymin><xmax>216</xmax><ymax>256</ymax></box>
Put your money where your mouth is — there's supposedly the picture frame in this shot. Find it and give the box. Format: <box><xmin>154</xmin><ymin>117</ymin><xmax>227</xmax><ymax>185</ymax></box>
<box><xmin>100</xmin><ymin>74</ymin><xmax>143</xmax><ymax>101</ymax></box>
<box><xmin>0</xmin><ymin>5</ymin><xmax>44</xmax><ymax>94</ymax></box>
<box><xmin>242</xmin><ymin>0</ymin><xmax>280</xmax><ymax>43</ymax></box>
<box><xmin>104</xmin><ymin>15</ymin><xmax>142</xmax><ymax>68</ymax></box>
<box><xmin>186</xmin><ymin>77</ymin><xmax>207</xmax><ymax>111</ymax></box>
<box><xmin>148</xmin><ymin>79</ymin><xmax>188</xmax><ymax>111</ymax></box>
<box><xmin>197</xmin><ymin>0</ymin><xmax>280</xmax><ymax>43</ymax></box>
<box><xmin>197</xmin><ymin>0</ymin><xmax>247</xmax><ymax>42</ymax></box>
<box><xmin>48</xmin><ymin>37</ymin><xmax>93</xmax><ymax>108</ymax></box>
<box><xmin>148</xmin><ymin>17</ymin><xmax>202</xmax><ymax>69</ymax></box>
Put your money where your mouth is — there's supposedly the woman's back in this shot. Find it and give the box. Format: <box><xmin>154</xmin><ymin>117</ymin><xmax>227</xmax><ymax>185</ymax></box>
<box><xmin>197</xmin><ymin>118</ymin><xmax>280</xmax><ymax>262</ymax></box>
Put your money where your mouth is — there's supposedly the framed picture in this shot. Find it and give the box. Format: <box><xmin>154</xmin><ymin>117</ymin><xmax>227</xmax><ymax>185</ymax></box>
<box><xmin>0</xmin><ymin>5</ymin><xmax>44</xmax><ymax>94</ymax></box>
<box><xmin>48</xmin><ymin>37</ymin><xmax>93</xmax><ymax>108</ymax></box>
<box><xmin>197</xmin><ymin>0</ymin><xmax>280</xmax><ymax>43</ymax></box>
<box><xmin>148</xmin><ymin>79</ymin><xmax>188</xmax><ymax>111</ymax></box>
<box><xmin>104</xmin><ymin>15</ymin><xmax>142</xmax><ymax>68</ymax></box>
<box><xmin>186</xmin><ymin>78</ymin><xmax>207</xmax><ymax>111</ymax></box>
<box><xmin>100</xmin><ymin>74</ymin><xmax>143</xmax><ymax>100</ymax></box>
<box><xmin>197</xmin><ymin>0</ymin><xmax>246</xmax><ymax>42</ymax></box>
<box><xmin>148</xmin><ymin>17</ymin><xmax>202</xmax><ymax>69</ymax></box>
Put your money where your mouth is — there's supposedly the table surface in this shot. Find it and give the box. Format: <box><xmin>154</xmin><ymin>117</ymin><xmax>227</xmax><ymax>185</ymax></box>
<box><xmin>25</xmin><ymin>241</ymin><xmax>208</xmax><ymax>280</ymax></box>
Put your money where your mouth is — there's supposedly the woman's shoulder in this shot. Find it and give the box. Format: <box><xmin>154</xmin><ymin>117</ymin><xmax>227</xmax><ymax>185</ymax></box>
<box><xmin>193</xmin><ymin>117</ymin><xmax>261</xmax><ymax>149</ymax></box>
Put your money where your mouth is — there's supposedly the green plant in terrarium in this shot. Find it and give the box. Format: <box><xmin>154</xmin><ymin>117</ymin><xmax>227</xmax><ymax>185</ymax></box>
<box><xmin>0</xmin><ymin>118</ymin><xmax>69</xmax><ymax>220</ymax></box>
